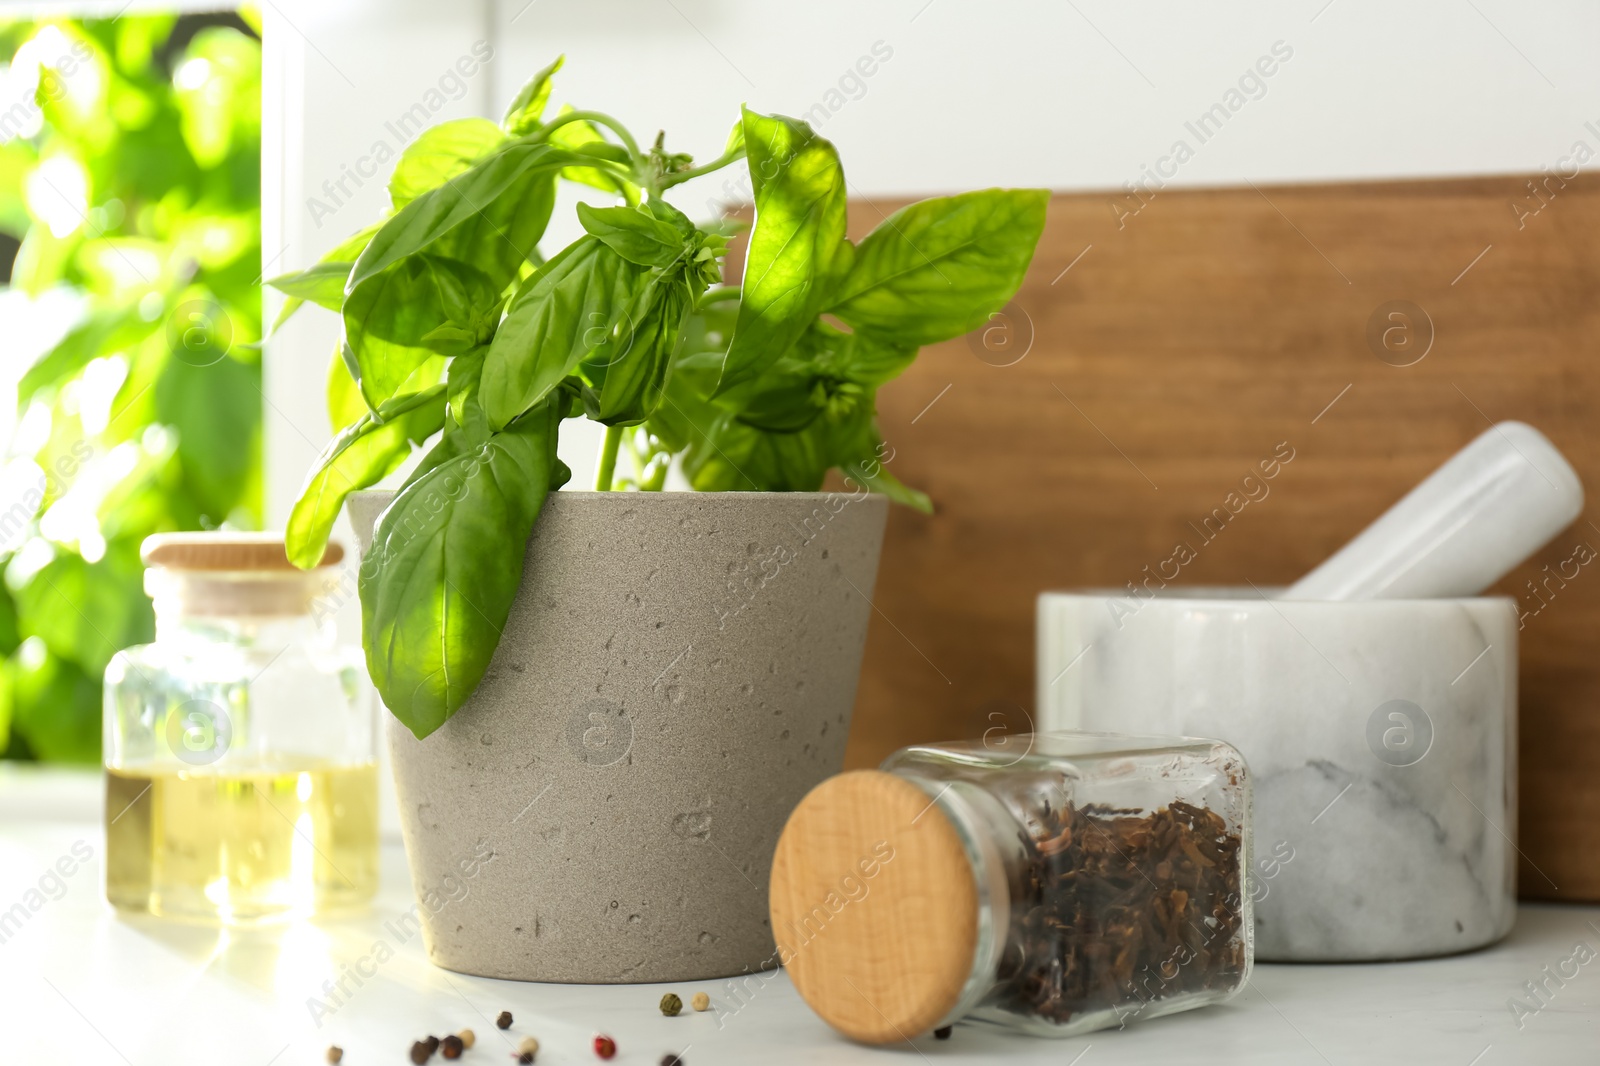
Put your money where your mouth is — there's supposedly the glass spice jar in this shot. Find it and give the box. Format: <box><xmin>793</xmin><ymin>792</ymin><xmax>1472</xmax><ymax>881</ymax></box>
<box><xmin>103</xmin><ymin>533</ymin><xmax>377</xmax><ymax>923</ymax></box>
<box><xmin>768</xmin><ymin>731</ymin><xmax>1252</xmax><ymax>1043</ymax></box>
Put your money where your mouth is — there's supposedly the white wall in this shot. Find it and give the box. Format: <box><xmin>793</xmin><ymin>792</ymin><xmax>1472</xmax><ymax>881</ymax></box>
<box><xmin>263</xmin><ymin>0</ymin><xmax>1600</xmax><ymax>545</ymax></box>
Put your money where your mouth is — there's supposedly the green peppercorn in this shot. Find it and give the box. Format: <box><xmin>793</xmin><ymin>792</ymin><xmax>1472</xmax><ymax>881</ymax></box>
<box><xmin>660</xmin><ymin>993</ymin><xmax>683</xmax><ymax>1017</ymax></box>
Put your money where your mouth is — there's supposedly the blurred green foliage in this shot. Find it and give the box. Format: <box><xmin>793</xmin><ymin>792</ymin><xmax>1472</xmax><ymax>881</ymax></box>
<box><xmin>0</xmin><ymin>11</ymin><xmax>262</xmax><ymax>763</ymax></box>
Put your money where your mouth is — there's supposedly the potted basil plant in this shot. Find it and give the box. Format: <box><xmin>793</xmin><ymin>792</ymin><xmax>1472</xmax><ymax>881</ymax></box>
<box><xmin>269</xmin><ymin>56</ymin><xmax>1046</xmax><ymax>982</ymax></box>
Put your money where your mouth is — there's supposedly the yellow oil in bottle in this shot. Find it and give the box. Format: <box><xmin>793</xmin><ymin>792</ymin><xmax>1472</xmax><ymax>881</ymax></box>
<box><xmin>105</xmin><ymin>760</ymin><xmax>379</xmax><ymax>923</ymax></box>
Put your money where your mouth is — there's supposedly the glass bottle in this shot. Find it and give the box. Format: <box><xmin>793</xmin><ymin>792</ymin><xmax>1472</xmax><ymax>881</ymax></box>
<box><xmin>103</xmin><ymin>533</ymin><xmax>377</xmax><ymax>923</ymax></box>
<box><xmin>768</xmin><ymin>732</ymin><xmax>1252</xmax><ymax>1043</ymax></box>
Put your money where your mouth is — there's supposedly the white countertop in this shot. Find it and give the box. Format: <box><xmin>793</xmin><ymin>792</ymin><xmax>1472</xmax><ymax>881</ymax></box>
<box><xmin>3</xmin><ymin>770</ymin><xmax>1596</xmax><ymax>1065</ymax></box>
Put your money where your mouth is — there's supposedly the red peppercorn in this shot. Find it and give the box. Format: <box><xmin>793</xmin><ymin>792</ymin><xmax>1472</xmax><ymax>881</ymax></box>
<box><xmin>593</xmin><ymin>1034</ymin><xmax>617</xmax><ymax>1060</ymax></box>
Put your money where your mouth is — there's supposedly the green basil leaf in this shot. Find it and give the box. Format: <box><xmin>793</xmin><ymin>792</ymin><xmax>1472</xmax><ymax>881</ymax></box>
<box><xmin>827</xmin><ymin>188</ymin><xmax>1048</xmax><ymax>346</ymax></box>
<box><xmin>419</xmin><ymin>324</ymin><xmax>477</xmax><ymax>354</ymax></box>
<box><xmin>326</xmin><ymin>344</ymin><xmax>368</xmax><ymax>430</ymax></box>
<box><xmin>645</xmin><ymin>197</ymin><xmax>697</xmax><ymax>240</ymax></box>
<box><xmin>838</xmin><ymin>331</ymin><xmax>916</xmax><ymax>386</ymax></box>
<box><xmin>328</xmin><ymin>221</ymin><xmax>385</xmax><ymax>263</ymax></box>
<box><xmin>581</xmin><ymin>279</ymin><xmax>687</xmax><ymax>426</ymax></box>
<box><xmin>347</xmin><ymin>142</ymin><xmax>571</xmax><ymax>294</ymax></box>
<box><xmin>832</xmin><ymin>412</ymin><xmax>932</xmax><ymax>514</ymax></box>
<box><xmin>645</xmin><ymin>356</ymin><xmax>719</xmax><ymax>457</ymax></box>
<box><xmin>268</xmin><ymin>222</ymin><xmax>383</xmax><ymax>334</ymax></box>
<box><xmin>344</xmin><ymin>254</ymin><xmax>501</xmax><ymax>409</ymax></box>
<box><xmin>267</xmin><ymin>260</ymin><xmax>351</xmax><ymax>310</ymax></box>
<box><xmin>286</xmin><ymin>383</ymin><xmax>448</xmax><ymax>568</ymax></box>
<box><xmin>327</xmin><ymin>345</ymin><xmax>443</xmax><ymax>434</ymax></box>
<box><xmin>718</xmin><ymin>108</ymin><xmax>848</xmax><ymax>394</ymax></box>
<box><xmin>389</xmin><ymin>118</ymin><xmax>507</xmax><ymax>210</ymax></box>
<box><xmin>576</xmin><ymin>202</ymin><xmax>683</xmax><ymax>268</ymax></box>
<box><xmin>842</xmin><ymin>458</ymin><xmax>930</xmax><ymax>513</ymax></box>
<box><xmin>680</xmin><ymin>408</ymin><xmax>830</xmax><ymax>492</ymax></box>
<box><xmin>445</xmin><ymin>346</ymin><xmax>487</xmax><ymax>429</ymax></box>
<box><xmin>501</xmin><ymin>55</ymin><xmax>563</xmax><ymax>137</ymax></box>
<box><xmin>733</xmin><ymin>383</ymin><xmax>824</xmax><ymax>433</ymax></box>
<box><xmin>431</xmin><ymin>168</ymin><xmax>556</xmax><ymax>290</ymax></box>
<box><xmin>546</xmin><ymin>106</ymin><xmax>635</xmax><ymax>195</ymax></box>
<box><xmin>359</xmin><ymin>400</ymin><xmax>562</xmax><ymax>738</ymax></box>
<box><xmin>480</xmin><ymin>236</ymin><xmax>646</xmax><ymax>429</ymax></box>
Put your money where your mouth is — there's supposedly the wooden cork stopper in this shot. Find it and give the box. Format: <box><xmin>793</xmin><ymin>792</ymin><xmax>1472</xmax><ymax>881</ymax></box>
<box><xmin>141</xmin><ymin>532</ymin><xmax>343</xmax><ymax>570</ymax></box>
<box><xmin>768</xmin><ymin>770</ymin><xmax>978</xmax><ymax>1045</ymax></box>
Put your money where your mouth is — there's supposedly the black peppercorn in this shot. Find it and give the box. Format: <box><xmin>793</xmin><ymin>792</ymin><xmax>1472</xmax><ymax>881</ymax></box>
<box><xmin>410</xmin><ymin>1040</ymin><xmax>432</xmax><ymax>1064</ymax></box>
<box><xmin>497</xmin><ymin>1011</ymin><xmax>513</xmax><ymax>1030</ymax></box>
<box><xmin>518</xmin><ymin>1055</ymin><xmax>533</xmax><ymax>1066</ymax></box>
<box><xmin>660</xmin><ymin>1055</ymin><xmax>684</xmax><ymax>1066</ymax></box>
<box><xmin>934</xmin><ymin>1026</ymin><xmax>952</xmax><ymax>1040</ymax></box>
<box><xmin>440</xmin><ymin>1035</ymin><xmax>465</xmax><ymax>1060</ymax></box>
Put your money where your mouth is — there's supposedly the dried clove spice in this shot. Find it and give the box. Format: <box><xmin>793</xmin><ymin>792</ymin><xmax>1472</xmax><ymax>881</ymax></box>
<box><xmin>996</xmin><ymin>799</ymin><xmax>1246</xmax><ymax>1027</ymax></box>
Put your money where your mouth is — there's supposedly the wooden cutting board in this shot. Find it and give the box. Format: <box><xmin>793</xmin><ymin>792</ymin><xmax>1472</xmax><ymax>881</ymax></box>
<box><xmin>833</xmin><ymin>175</ymin><xmax>1600</xmax><ymax>901</ymax></box>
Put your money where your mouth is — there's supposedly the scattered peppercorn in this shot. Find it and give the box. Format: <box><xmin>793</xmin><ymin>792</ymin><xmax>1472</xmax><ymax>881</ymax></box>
<box><xmin>517</xmin><ymin>1037</ymin><xmax>539</xmax><ymax>1058</ymax></box>
<box><xmin>690</xmin><ymin>992</ymin><xmax>710</xmax><ymax>1012</ymax></box>
<box><xmin>593</xmin><ymin>1034</ymin><xmax>617</xmax><ymax>1060</ymax></box>
<box><xmin>326</xmin><ymin>1047</ymin><xmax>343</xmax><ymax>1064</ymax></box>
<box><xmin>424</xmin><ymin>1036</ymin><xmax>442</xmax><ymax>1055</ymax></box>
<box><xmin>497</xmin><ymin>1011</ymin><xmax>513</xmax><ymax>1030</ymax></box>
<box><xmin>518</xmin><ymin>1056</ymin><xmax>533</xmax><ymax>1066</ymax></box>
<box><xmin>409</xmin><ymin>1040</ymin><xmax>432</xmax><ymax>1064</ymax></box>
<box><xmin>458</xmin><ymin>1029</ymin><xmax>475</xmax><ymax>1049</ymax></box>
<box><xmin>934</xmin><ymin>1026</ymin><xmax>952</xmax><ymax>1040</ymax></box>
<box><xmin>660</xmin><ymin>992</ymin><xmax>682</xmax><ymax>1017</ymax></box>
<box><xmin>660</xmin><ymin>1055</ymin><xmax>684</xmax><ymax>1066</ymax></box>
<box><xmin>440</xmin><ymin>1035</ymin><xmax>465</xmax><ymax>1060</ymax></box>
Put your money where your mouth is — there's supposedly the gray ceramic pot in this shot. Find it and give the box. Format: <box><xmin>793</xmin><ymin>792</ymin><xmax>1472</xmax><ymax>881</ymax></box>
<box><xmin>347</xmin><ymin>489</ymin><xmax>887</xmax><ymax>983</ymax></box>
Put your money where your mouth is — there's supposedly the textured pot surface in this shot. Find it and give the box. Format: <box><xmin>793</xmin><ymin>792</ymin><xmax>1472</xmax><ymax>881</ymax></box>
<box><xmin>349</xmin><ymin>489</ymin><xmax>887</xmax><ymax>982</ymax></box>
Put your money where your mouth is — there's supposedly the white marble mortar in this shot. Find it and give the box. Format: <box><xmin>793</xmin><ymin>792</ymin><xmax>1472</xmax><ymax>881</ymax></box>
<box><xmin>1037</xmin><ymin>588</ymin><xmax>1517</xmax><ymax>962</ymax></box>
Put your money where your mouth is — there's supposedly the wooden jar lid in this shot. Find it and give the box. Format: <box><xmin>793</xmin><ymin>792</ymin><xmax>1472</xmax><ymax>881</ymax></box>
<box><xmin>141</xmin><ymin>532</ymin><xmax>343</xmax><ymax>570</ymax></box>
<box><xmin>769</xmin><ymin>770</ymin><xmax>979</xmax><ymax>1045</ymax></box>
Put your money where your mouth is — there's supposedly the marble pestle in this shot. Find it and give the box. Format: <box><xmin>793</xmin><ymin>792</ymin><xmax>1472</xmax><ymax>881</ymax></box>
<box><xmin>1286</xmin><ymin>421</ymin><xmax>1583</xmax><ymax>601</ymax></box>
